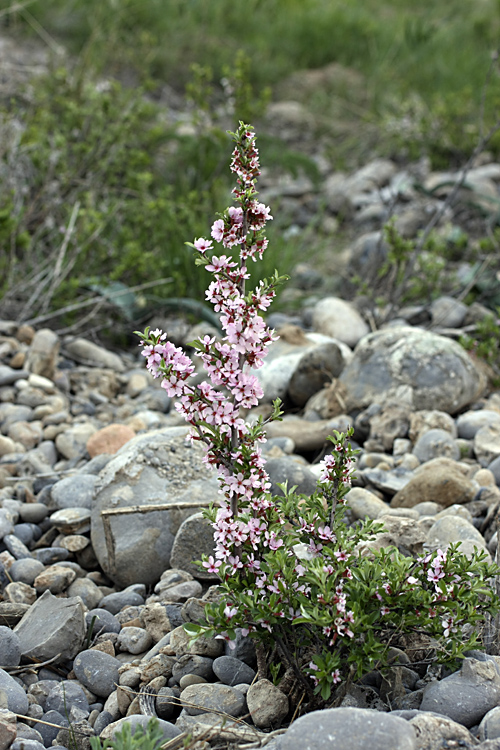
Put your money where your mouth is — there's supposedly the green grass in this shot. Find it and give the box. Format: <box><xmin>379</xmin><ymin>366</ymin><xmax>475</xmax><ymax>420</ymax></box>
<box><xmin>8</xmin><ymin>0</ymin><xmax>499</xmax><ymax>104</ymax></box>
<box><xmin>2</xmin><ymin>0</ymin><xmax>500</xmax><ymax>336</ymax></box>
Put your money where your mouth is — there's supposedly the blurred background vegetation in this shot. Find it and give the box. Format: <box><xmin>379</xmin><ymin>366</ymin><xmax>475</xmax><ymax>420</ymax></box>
<box><xmin>1</xmin><ymin>0</ymin><xmax>500</xmax><ymax>341</ymax></box>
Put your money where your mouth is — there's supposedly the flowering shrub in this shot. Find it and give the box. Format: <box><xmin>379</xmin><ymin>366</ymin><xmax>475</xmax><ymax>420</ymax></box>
<box><xmin>137</xmin><ymin>122</ymin><xmax>500</xmax><ymax>708</ymax></box>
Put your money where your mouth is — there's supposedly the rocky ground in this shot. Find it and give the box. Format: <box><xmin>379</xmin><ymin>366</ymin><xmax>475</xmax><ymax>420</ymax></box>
<box><xmin>2</xmin><ymin>290</ymin><xmax>500</xmax><ymax>750</ymax></box>
<box><xmin>4</xmin><ymin>24</ymin><xmax>500</xmax><ymax>750</ymax></box>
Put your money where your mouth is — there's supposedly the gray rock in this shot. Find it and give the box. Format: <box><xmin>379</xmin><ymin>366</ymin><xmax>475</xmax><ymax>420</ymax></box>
<box><xmin>0</xmin><ymin>668</ymin><xmax>29</xmax><ymax>714</ymax></box>
<box><xmin>169</xmin><ymin>513</ymin><xmax>216</xmax><ymax>580</ymax></box>
<box><xmin>420</xmin><ymin>657</ymin><xmax>500</xmax><ymax>726</ymax></box>
<box><xmin>346</xmin><ymin>487</ymin><xmax>390</xmax><ymax>519</ymax></box>
<box><xmin>99</xmin><ymin>715</ymin><xmax>181</xmax><ymax>743</ymax></box>
<box><xmin>155</xmin><ymin>687</ymin><xmax>180</xmax><ymax>721</ymax></box>
<box><xmin>27</xmin><ymin>680</ymin><xmax>59</xmax><ymax>710</ymax></box>
<box><xmin>3</xmin><ymin>534</ymin><xmax>32</xmax><ymax>559</ymax></box>
<box><xmin>361</xmin><ymin>467</ymin><xmax>412</xmax><ymax>495</ymax></box>
<box><xmin>55</xmin><ymin>423</ymin><xmax>97</xmax><ymax>461</ymax></box>
<box><xmin>180</xmin><ymin>683</ymin><xmax>246</xmax><ymax>717</ymax></box>
<box><xmin>0</xmin><ymin>626</ymin><xmax>21</xmax><ymax>667</ymax></box>
<box><xmin>11</xmin><ymin>740</ymin><xmax>45</xmax><ymax>750</ymax></box>
<box><xmin>15</xmin><ymin>724</ymin><xmax>43</xmax><ymax>742</ymax></box>
<box><xmin>0</xmin><ymin>403</ymin><xmax>33</xmax><ymax>430</ymax></box>
<box><xmin>172</xmin><ymin>655</ymin><xmax>215</xmax><ymax>683</ymax></box>
<box><xmin>426</xmin><ymin>515</ymin><xmax>489</xmax><ymax>558</ymax></box>
<box><xmin>45</xmin><ymin>680</ymin><xmax>90</xmax><ymax>714</ymax></box>
<box><xmin>99</xmin><ymin>587</ymin><xmax>145</xmax><ymax>615</ymax></box>
<box><xmin>246</xmin><ymin>678</ymin><xmax>289</xmax><ymax>728</ymax></box>
<box><xmin>281</xmin><ymin>707</ymin><xmax>416</xmax><ymax>750</ymax></box>
<box><xmin>8</xmin><ymin>559</ymin><xmax>45</xmax><ymax>586</ymax></box>
<box><xmin>154</xmin><ymin>580</ymin><xmax>202</xmax><ymax>603</ymax></box>
<box><xmin>50</xmin><ymin>475</ymin><xmax>98</xmax><ymax>510</ymax></box>
<box><xmin>430</xmin><ymin>296</ymin><xmax>468</xmax><ymax>328</ymax></box>
<box><xmin>117</xmin><ymin>627</ymin><xmax>153</xmax><ymax>655</ymax></box>
<box><xmin>93</xmin><ymin>711</ymin><xmax>114</xmax><ymax>734</ymax></box>
<box><xmin>266</xmin><ymin>455</ymin><xmax>318</xmax><ymax>497</ymax></box>
<box><xmin>14</xmin><ymin>589</ymin><xmax>86</xmax><ymax>661</ymax></box>
<box><xmin>25</xmin><ymin>329</ymin><xmax>59</xmax><ymax>380</ymax></box>
<box><xmin>65</xmin><ymin>338</ymin><xmax>125</xmax><ymax>372</ymax></box>
<box><xmin>475</xmin><ymin>424</ymin><xmax>500</xmax><ymax>467</ymax></box>
<box><xmin>288</xmin><ymin>342</ymin><xmax>345</xmax><ymax>407</ymax></box>
<box><xmin>85</xmin><ymin>608</ymin><xmax>121</xmax><ymax>636</ymax></box>
<box><xmin>312</xmin><ymin>297</ymin><xmax>369</xmax><ymax>348</ymax></box>
<box><xmin>408</xmin><ymin>711</ymin><xmax>478</xmax><ymax>750</ymax></box>
<box><xmin>18</xmin><ymin>503</ymin><xmax>49</xmax><ymax>524</ymax></box>
<box><xmin>339</xmin><ymin>327</ymin><xmax>486</xmax><ymax>414</ymax></box>
<box><xmin>73</xmin><ymin>649</ymin><xmax>121</xmax><ymax>698</ymax></box>
<box><xmin>33</xmin><ymin>710</ymin><xmax>68</xmax><ymax>746</ymax></box>
<box><xmin>0</xmin><ymin>365</ymin><xmax>29</xmax><ymax>386</ymax></box>
<box><xmin>480</xmin><ymin>706</ymin><xmax>500</xmax><ymax>740</ymax></box>
<box><xmin>0</xmin><ymin>510</ymin><xmax>14</xmax><ymax>540</ymax></box>
<box><xmin>412</xmin><ymin>428</ymin><xmax>460</xmax><ymax>462</ymax></box>
<box><xmin>457</xmin><ymin>410</ymin><xmax>500</xmax><ymax>440</ymax></box>
<box><xmin>67</xmin><ymin>578</ymin><xmax>103</xmax><ymax>610</ymax></box>
<box><xmin>212</xmin><ymin>656</ymin><xmax>256</xmax><ymax>686</ymax></box>
<box><xmin>13</xmin><ymin>523</ymin><xmax>38</xmax><ymax>546</ymax></box>
<box><xmin>91</xmin><ymin>426</ymin><xmax>219</xmax><ymax>588</ymax></box>
<box><xmin>488</xmin><ymin>455</ymin><xmax>500</xmax><ymax>485</ymax></box>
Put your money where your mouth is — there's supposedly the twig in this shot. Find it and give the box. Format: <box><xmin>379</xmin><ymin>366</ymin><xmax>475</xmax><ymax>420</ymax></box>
<box><xmin>17</xmin><ymin>7</ymin><xmax>65</xmax><ymax>55</ymax></box>
<box><xmin>0</xmin><ymin>0</ymin><xmax>37</xmax><ymax>19</ymax></box>
<box><xmin>40</xmin><ymin>201</ymin><xmax>81</xmax><ymax>315</ymax></box>
<box><xmin>5</xmin><ymin>653</ymin><xmax>61</xmax><ymax>674</ymax></box>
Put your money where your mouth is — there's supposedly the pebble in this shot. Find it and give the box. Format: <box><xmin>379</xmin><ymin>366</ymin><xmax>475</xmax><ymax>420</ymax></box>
<box><xmin>0</xmin><ymin>626</ymin><xmax>21</xmax><ymax>666</ymax></box>
<box><xmin>73</xmin><ymin>649</ymin><xmax>121</xmax><ymax>698</ymax></box>
<box><xmin>212</xmin><ymin>655</ymin><xmax>256</xmax><ymax>686</ymax></box>
<box><xmin>246</xmin><ymin>678</ymin><xmax>289</xmax><ymax>728</ymax></box>
<box><xmin>180</xmin><ymin>683</ymin><xmax>246</xmax><ymax>717</ymax></box>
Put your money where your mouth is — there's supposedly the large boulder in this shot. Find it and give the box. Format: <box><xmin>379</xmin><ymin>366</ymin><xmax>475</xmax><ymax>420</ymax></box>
<box><xmin>91</xmin><ymin>426</ymin><xmax>219</xmax><ymax>588</ymax></box>
<box><xmin>339</xmin><ymin>327</ymin><xmax>486</xmax><ymax>414</ymax></box>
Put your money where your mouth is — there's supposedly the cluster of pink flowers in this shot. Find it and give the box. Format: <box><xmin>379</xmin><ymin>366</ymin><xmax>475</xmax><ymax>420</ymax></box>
<box><xmin>140</xmin><ymin>124</ymin><xmax>287</xmax><ymax>608</ymax></box>
<box><xmin>318</xmin><ymin>445</ymin><xmax>353</xmax><ymax>488</ymax></box>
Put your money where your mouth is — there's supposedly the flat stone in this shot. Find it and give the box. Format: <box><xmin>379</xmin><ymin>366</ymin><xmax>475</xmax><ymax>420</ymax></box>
<box><xmin>64</xmin><ymin>338</ymin><xmax>125</xmax><ymax>372</ymax></box>
<box><xmin>457</xmin><ymin>410</ymin><xmax>500</xmax><ymax>440</ymax></box>
<box><xmin>14</xmin><ymin>590</ymin><xmax>86</xmax><ymax>662</ymax></box>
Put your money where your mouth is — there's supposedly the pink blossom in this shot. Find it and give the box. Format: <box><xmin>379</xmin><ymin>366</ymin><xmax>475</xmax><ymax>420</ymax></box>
<box><xmin>194</xmin><ymin>237</ymin><xmax>213</xmax><ymax>253</ymax></box>
<box><xmin>211</xmin><ymin>219</ymin><xmax>225</xmax><ymax>242</ymax></box>
<box><xmin>202</xmin><ymin>556</ymin><xmax>222</xmax><ymax>574</ymax></box>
